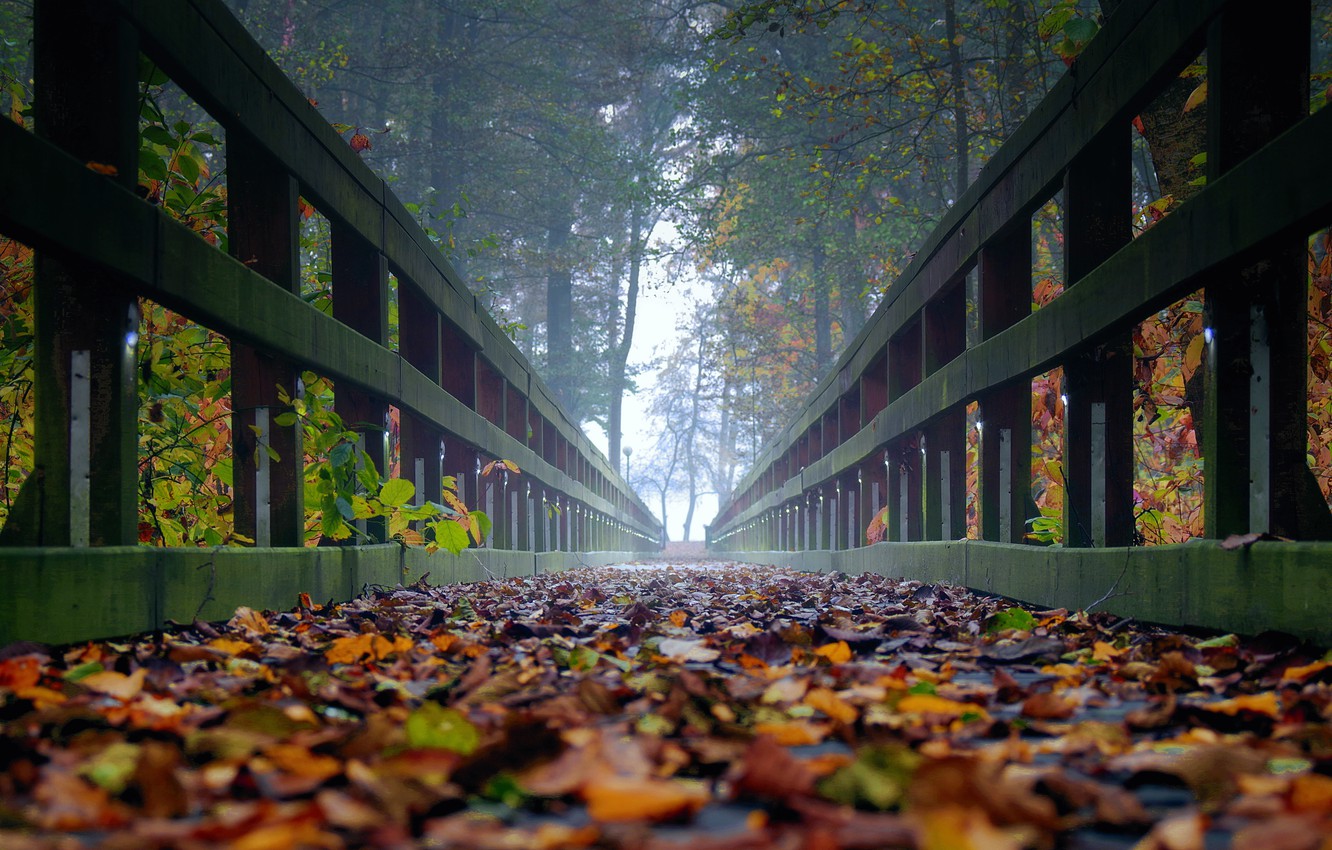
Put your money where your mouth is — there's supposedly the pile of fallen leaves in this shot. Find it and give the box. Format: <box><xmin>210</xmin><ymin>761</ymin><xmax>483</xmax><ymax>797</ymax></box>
<box><xmin>1</xmin><ymin>563</ymin><xmax>1330</xmax><ymax>850</ymax></box>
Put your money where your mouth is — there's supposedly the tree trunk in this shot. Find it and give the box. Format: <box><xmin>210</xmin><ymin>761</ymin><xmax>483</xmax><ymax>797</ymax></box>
<box><xmin>607</xmin><ymin>206</ymin><xmax>643</xmax><ymax>474</ymax></box>
<box><xmin>945</xmin><ymin>0</ymin><xmax>968</xmax><ymax>198</ymax></box>
<box><xmin>546</xmin><ymin>211</ymin><xmax>575</xmax><ymax>410</ymax></box>
<box><xmin>813</xmin><ymin>241</ymin><xmax>831</xmax><ymax>375</ymax></box>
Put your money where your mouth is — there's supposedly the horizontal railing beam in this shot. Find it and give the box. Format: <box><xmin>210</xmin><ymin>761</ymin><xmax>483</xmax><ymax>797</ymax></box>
<box><xmin>0</xmin><ymin>119</ymin><xmax>660</xmax><ymax>540</ymax></box>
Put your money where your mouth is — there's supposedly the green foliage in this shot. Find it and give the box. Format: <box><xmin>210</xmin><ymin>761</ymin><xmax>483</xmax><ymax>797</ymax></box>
<box><xmin>986</xmin><ymin>607</ymin><xmax>1038</xmax><ymax>634</ymax></box>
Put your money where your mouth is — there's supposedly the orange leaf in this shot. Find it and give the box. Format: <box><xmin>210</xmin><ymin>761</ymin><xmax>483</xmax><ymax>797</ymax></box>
<box><xmin>1290</xmin><ymin>773</ymin><xmax>1332</xmax><ymax>814</ymax></box>
<box><xmin>85</xmin><ymin>161</ymin><xmax>119</xmax><ymax>176</ymax></box>
<box><xmin>80</xmin><ymin>668</ymin><xmax>147</xmax><ymax>700</ymax></box>
<box><xmin>263</xmin><ymin>743</ymin><xmax>343</xmax><ymax>781</ymax></box>
<box><xmin>350</xmin><ymin>132</ymin><xmax>372</xmax><ymax>152</ymax></box>
<box><xmin>669</xmin><ymin>609</ymin><xmax>689</xmax><ymax>628</ymax></box>
<box><xmin>1202</xmin><ymin>692</ymin><xmax>1279</xmax><ymax>718</ymax></box>
<box><xmin>325</xmin><ymin>633</ymin><xmax>376</xmax><ymax>664</ymax></box>
<box><xmin>326</xmin><ymin>633</ymin><xmax>413</xmax><ymax>664</ymax></box>
<box><xmin>230</xmin><ymin>606</ymin><xmax>272</xmax><ymax>635</ymax></box>
<box><xmin>803</xmin><ymin>687</ymin><xmax>858</xmax><ymax>724</ymax></box>
<box><xmin>0</xmin><ymin>656</ymin><xmax>43</xmax><ymax>690</ymax></box>
<box><xmin>1280</xmin><ymin>660</ymin><xmax>1329</xmax><ymax>683</ymax></box>
<box><xmin>752</xmin><ymin>719</ymin><xmax>828</xmax><ymax>746</ymax></box>
<box><xmin>897</xmin><ymin>693</ymin><xmax>987</xmax><ymax>720</ymax></box>
<box><xmin>814</xmin><ymin>640</ymin><xmax>852</xmax><ymax>664</ymax></box>
<box><xmin>583</xmin><ymin>776</ymin><xmax>708</xmax><ymax>822</ymax></box>
<box><xmin>1092</xmin><ymin>641</ymin><xmax>1128</xmax><ymax>662</ymax></box>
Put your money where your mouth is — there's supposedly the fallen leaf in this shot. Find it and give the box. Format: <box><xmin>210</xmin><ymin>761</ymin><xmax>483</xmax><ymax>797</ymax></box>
<box><xmin>80</xmin><ymin>667</ymin><xmax>147</xmax><ymax>700</ymax></box>
<box><xmin>582</xmin><ymin>775</ymin><xmax>708</xmax><ymax>822</ymax></box>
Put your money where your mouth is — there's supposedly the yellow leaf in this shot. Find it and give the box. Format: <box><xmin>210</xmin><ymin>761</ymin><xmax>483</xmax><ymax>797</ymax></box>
<box><xmin>896</xmin><ymin>693</ymin><xmax>987</xmax><ymax>720</ymax></box>
<box><xmin>1182</xmin><ymin>80</ymin><xmax>1207</xmax><ymax>113</ymax></box>
<box><xmin>208</xmin><ymin>638</ymin><xmax>256</xmax><ymax>657</ymax></box>
<box><xmin>669</xmin><ymin>609</ymin><xmax>689</xmax><ymax>628</ymax></box>
<box><xmin>15</xmin><ymin>686</ymin><xmax>67</xmax><ymax>709</ymax></box>
<box><xmin>803</xmin><ymin>687</ymin><xmax>858</xmax><ymax>724</ymax></box>
<box><xmin>1182</xmin><ymin>333</ymin><xmax>1205</xmax><ymax>383</ymax></box>
<box><xmin>814</xmin><ymin>640</ymin><xmax>852</xmax><ymax>664</ymax></box>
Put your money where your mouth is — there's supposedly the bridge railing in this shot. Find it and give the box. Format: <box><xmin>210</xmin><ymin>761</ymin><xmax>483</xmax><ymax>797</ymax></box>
<box><xmin>0</xmin><ymin>0</ymin><xmax>661</xmax><ymax>644</ymax></box>
<box><xmin>707</xmin><ymin>0</ymin><xmax>1332</xmax><ymax>643</ymax></box>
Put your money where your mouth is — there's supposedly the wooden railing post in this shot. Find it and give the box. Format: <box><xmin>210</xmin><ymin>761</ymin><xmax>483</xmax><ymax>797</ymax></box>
<box><xmin>398</xmin><ymin>279</ymin><xmax>444</xmax><ymax>521</ymax></box>
<box><xmin>1062</xmin><ymin>127</ymin><xmax>1132</xmax><ymax>547</ymax></box>
<box><xmin>5</xmin><ymin>0</ymin><xmax>140</xmax><ymax>546</ymax></box>
<box><xmin>924</xmin><ymin>282</ymin><xmax>967</xmax><ymax>540</ymax></box>
<box><xmin>978</xmin><ymin>230</ymin><xmax>1034</xmax><ymax>544</ymax></box>
<box><xmin>1204</xmin><ymin>1</ymin><xmax>1325</xmax><ymax>539</ymax></box>
<box><xmin>331</xmin><ymin>222</ymin><xmax>389</xmax><ymax>543</ymax></box>
<box><xmin>228</xmin><ymin>137</ymin><xmax>304</xmax><ymax>547</ymax></box>
<box><xmin>888</xmin><ymin>320</ymin><xmax>923</xmax><ymax>541</ymax></box>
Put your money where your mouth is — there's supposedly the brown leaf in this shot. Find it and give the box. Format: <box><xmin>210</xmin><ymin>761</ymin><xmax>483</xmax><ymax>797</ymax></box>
<box><xmin>727</xmin><ymin>734</ymin><xmax>817</xmax><ymax>800</ymax></box>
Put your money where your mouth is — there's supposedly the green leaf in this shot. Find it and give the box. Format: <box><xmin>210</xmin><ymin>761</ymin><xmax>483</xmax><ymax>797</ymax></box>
<box><xmin>335</xmin><ymin>496</ymin><xmax>355</xmax><ymax>521</ymax></box>
<box><xmin>471</xmin><ymin>510</ymin><xmax>493</xmax><ymax>544</ymax></box>
<box><xmin>404</xmin><ymin>702</ymin><xmax>479</xmax><ymax>754</ymax></box>
<box><xmin>176</xmin><ymin>152</ymin><xmax>201</xmax><ymax>185</ymax></box>
<box><xmin>818</xmin><ymin>745</ymin><xmax>922</xmax><ymax>810</ymax></box>
<box><xmin>1062</xmin><ymin>18</ymin><xmax>1097</xmax><ymax>44</ymax></box>
<box><xmin>432</xmin><ymin>520</ymin><xmax>470</xmax><ymax>554</ymax></box>
<box><xmin>986</xmin><ymin>607</ymin><xmax>1037</xmax><ymax>633</ymax></box>
<box><xmin>1195</xmin><ymin>634</ymin><xmax>1238</xmax><ymax>649</ymax></box>
<box><xmin>141</xmin><ymin>125</ymin><xmax>175</xmax><ymax>147</ymax></box>
<box><xmin>273</xmin><ymin>412</ymin><xmax>299</xmax><ymax>427</ymax></box>
<box><xmin>63</xmin><ymin>661</ymin><xmax>105</xmax><ymax>682</ymax></box>
<box><xmin>139</xmin><ymin>148</ymin><xmax>168</xmax><ymax>182</ymax></box>
<box><xmin>379</xmin><ymin>478</ymin><xmax>415</xmax><ymax>507</ymax></box>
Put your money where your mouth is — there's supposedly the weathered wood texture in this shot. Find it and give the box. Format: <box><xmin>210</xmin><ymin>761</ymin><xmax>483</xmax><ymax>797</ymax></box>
<box><xmin>709</xmin><ymin>0</ymin><xmax>1332</xmax><ymax>636</ymax></box>
<box><xmin>0</xmin><ymin>0</ymin><xmax>660</xmax><ymax>626</ymax></box>
<box><xmin>725</xmin><ymin>540</ymin><xmax>1332</xmax><ymax>646</ymax></box>
<box><xmin>0</xmin><ymin>546</ymin><xmax>642</xmax><ymax>646</ymax></box>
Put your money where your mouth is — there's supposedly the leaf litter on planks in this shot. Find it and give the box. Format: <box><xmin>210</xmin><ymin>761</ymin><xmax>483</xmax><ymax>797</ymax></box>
<box><xmin>0</xmin><ymin>562</ymin><xmax>1330</xmax><ymax>849</ymax></box>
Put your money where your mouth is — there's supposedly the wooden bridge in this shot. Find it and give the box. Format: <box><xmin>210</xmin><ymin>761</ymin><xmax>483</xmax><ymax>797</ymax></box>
<box><xmin>708</xmin><ymin>0</ymin><xmax>1332</xmax><ymax>644</ymax></box>
<box><xmin>1</xmin><ymin>0</ymin><xmax>1330</xmax><ymax>648</ymax></box>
